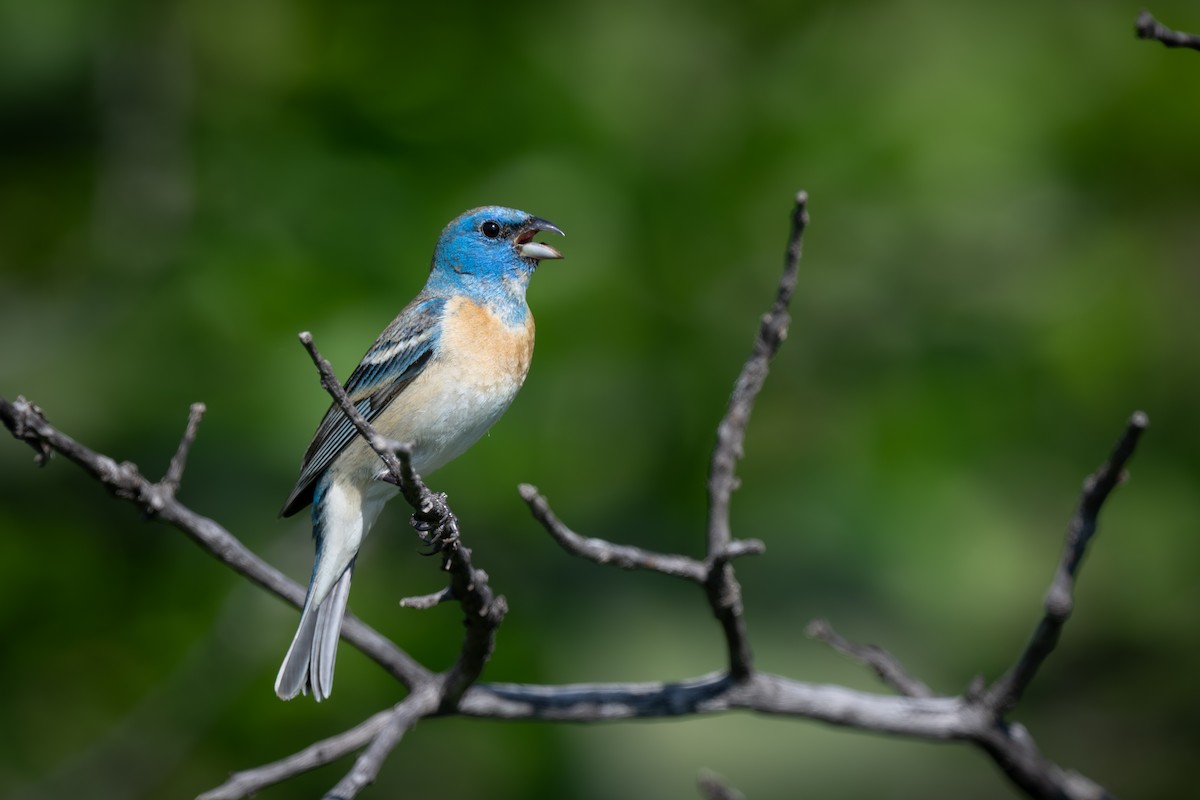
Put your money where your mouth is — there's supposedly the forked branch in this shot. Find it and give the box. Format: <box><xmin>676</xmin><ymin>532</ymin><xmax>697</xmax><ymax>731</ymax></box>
<box><xmin>1</xmin><ymin>192</ymin><xmax>1143</xmax><ymax>800</ymax></box>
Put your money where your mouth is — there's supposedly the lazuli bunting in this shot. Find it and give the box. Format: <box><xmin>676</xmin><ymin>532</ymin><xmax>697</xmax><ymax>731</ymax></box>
<box><xmin>275</xmin><ymin>206</ymin><xmax>564</xmax><ymax>701</ymax></box>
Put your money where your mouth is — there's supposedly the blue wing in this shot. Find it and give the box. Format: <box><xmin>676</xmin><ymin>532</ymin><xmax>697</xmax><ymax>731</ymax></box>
<box><xmin>280</xmin><ymin>295</ymin><xmax>446</xmax><ymax>517</ymax></box>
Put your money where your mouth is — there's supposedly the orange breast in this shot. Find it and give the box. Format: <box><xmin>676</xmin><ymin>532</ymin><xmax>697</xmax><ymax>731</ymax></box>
<box><xmin>440</xmin><ymin>296</ymin><xmax>535</xmax><ymax>393</ymax></box>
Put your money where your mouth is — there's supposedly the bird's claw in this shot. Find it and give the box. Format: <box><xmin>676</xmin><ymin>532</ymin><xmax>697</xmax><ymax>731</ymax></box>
<box><xmin>415</xmin><ymin>526</ymin><xmax>460</xmax><ymax>555</ymax></box>
<box><xmin>411</xmin><ymin>504</ymin><xmax>460</xmax><ymax>554</ymax></box>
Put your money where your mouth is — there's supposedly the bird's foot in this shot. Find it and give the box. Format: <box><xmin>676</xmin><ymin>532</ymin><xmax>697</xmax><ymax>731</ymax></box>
<box><xmin>411</xmin><ymin>492</ymin><xmax>460</xmax><ymax>552</ymax></box>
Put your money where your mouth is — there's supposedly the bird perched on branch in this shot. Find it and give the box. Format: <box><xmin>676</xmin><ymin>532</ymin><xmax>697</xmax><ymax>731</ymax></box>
<box><xmin>275</xmin><ymin>206</ymin><xmax>565</xmax><ymax>701</ymax></box>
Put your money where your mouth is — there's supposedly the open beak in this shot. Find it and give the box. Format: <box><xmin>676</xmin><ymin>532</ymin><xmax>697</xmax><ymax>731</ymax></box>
<box><xmin>516</xmin><ymin>216</ymin><xmax>565</xmax><ymax>261</ymax></box>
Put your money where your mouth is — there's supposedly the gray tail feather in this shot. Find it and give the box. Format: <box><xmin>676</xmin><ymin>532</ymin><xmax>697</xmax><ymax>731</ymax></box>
<box><xmin>274</xmin><ymin>563</ymin><xmax>355</xmax><ymax>701</ymax></box>
<box><xmin>311</xmin><ymin>565</ymin><xmax>353</xmax><ymax>700</ymax></box>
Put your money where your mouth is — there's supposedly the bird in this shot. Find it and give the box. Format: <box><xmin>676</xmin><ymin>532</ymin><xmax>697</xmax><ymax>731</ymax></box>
<box><xmin>275</xmin><ymin>205</ymin><xmax>564</xmax><ymax>701</ymax></box>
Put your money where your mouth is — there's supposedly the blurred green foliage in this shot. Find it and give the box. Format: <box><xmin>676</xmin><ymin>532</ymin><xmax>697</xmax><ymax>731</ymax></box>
<box><xmin>2</xmin><ymin>0</ymin><xmax>1198</xmax><ymax>798</ymax></box>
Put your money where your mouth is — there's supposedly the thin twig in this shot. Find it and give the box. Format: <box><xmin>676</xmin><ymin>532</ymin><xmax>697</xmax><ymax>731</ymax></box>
<box><xmin>298</xmin><ymin>331</ymin><xmax>408</xmax><ymax>486</ymax></box>
<box><xmin>521</xmin><ymin>483</ymin><xmax>764</xmax><ymax>579</ymax></box>
<box><xmin>161</xmin><ymin>402</ymin><xmax>206</xmax><ymax>497</ymax></box>
<box><xmin>986</xmin><ymin>411</ymin><xmax>1149</xmax><ymax>714</ymax></box>
<box><xmin>520</xmin><ymin>483</ymin><xmax>708</xmax><ymax>580</ymax></box>
<box><xmin>399</xmin><ymin>588</ymin><xmax>455</xmax><ymax>609</ymax></box>
<box><xmin>702</xmin><ymin>191</ymin><xmax>810</xmax><ymax>680</ymax></box>
<box><xmin>198</xmin><ymin>708</ymin><xmax>398</xmax><ymax>800</ymax></box>
<box><xmin>297</xmin><ymin>331</ymin><xmax>465</xmax><ymax>549</ymax></box>
<box><xmin>805</xmin><ymin>619</ymin><xmax>934</xmax><ymax>698</ymax></box>
<box><xmin>322</xmin><ymin>686</ymin><xmax>441</xmax><ymax>800</ymax></box>
<box><xmin>707</xmin><ymin>192</ymin><xmax>806</xmax><ymax>555</ymax></box>
<box><xmin>1136</xmin><ymin>10</ymin><xmax>1200</xmax><ymax>51</ymax></box>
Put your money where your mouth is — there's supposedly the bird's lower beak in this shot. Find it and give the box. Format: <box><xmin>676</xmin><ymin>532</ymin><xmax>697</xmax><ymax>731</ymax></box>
<box><xmin>517</xmin><ymin>216</ymin><xmax>565</xmax><ymax>261</ymax></box>
<box><xmin>518</xmin><ymin>241</ymin><xmax>563</xmax><ymax>260</ymax></box>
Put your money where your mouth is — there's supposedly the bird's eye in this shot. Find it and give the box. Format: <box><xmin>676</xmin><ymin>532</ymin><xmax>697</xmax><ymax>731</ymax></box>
<box><xmin>481</xmin><ymin>221</ymin><xmax>501</xmax><ymax>239</ymax></box>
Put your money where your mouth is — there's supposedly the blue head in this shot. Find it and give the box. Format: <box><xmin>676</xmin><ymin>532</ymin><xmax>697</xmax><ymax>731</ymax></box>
<box><xmin>426</xmin><ymin>206</ymin><xmax>564</xmax><ymax>306</ymax></box>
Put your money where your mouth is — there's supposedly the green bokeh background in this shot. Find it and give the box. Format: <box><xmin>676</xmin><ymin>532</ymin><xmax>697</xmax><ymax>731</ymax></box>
<box><xmin>2</xmin><ymin>1</ymin><xmax>1197</xmax><ymax>798</ymax></box>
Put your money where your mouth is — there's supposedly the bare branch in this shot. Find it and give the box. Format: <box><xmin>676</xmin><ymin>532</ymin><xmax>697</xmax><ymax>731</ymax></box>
<box><xmin>161</xmin><ymin>401</ymin><xmax>206</xmax><ymax>498</ymax></box>
<box><xmin>706</xmin><ymin>191</ymin><xmax>807</xmax><ymax>554</ymax></box>
<box><xmin>399</xmin><ymin>587</ymin><xmax>455</xmax><ymax>609</ymax></box>
<box><xmin>2</xmin><ymin>395</ymin><xmax>54</xmax><ymax>465</ymax></box>
<box><xmin>1136</xmin><ymin>9</ymin><xmax>1200</xmax><ymax>51</ymax></box>
<box><xmin>322</xmin><ymin>686</ymin><xmax>441</xmax><ymax>800</ymax></box>
<box><xmin>439</xmin><ymin>570</ymin><xmax>506</xmax><ymax>709</ymax></box>
<box><xmin>200</xmin><ymin>687</ymin><xmax>442</xmax><ymax>800</ymax></box>
<box><xmin>520</xmin><ymin>483</ymin><xmax>708</xmax><ymax>580</ymax></box>
<box><xmin>297</xmin><ymin>330</ymin><xmax>458</xmax><ymax>547</ymax></box>
<box><xmin>520</xmin><ymin>483</ymin><xmax>763</xmax><ymax>579</ymax></box>
<box><xmin>4</xmin><ymin>194</ymin><xmax>1141</xmax><ymax>800</ymax></box>
<box><xmin>297</xmin><ymin>331</ymin><xmax>409</xmax><ymax>490</ymax></box>
<box><xmin>986</xmin><ymin>411</ymin><xmax>1149</xmax><ymax>714</ymax></box>
<box><xmin>518</xmin><ymin>193</ymin><xmax>806</xmax><ymax>684</ymax></box>
<box><xmin>198</xmin><ymin>708</ymin><xmax>398</xmax><ymax>800</ymax></box>
<box><xmin>459</xmin><ymin>671</ymin><xmax>973</xmax><ymax>736</ymax></box>
<box><xmin>460</xmin><ymin>668</ymin><xmax>1113</xmax><ymax>800</ymax></box>
<box><xmin>297</xmin><ymin>329</ymin><xmax>456</xmax><ymax>546</ymax></box>
<box><xmin>703</xmin><ymin>191</ymin><xmax>810</xmax><ymax>680</ymax></box>
<box><xmin>974</xmin><ymin>720</ymin><xmax>1114</xmax><ymax>800</ymax></box>
<box><xmin>805</xmin><ymin>619</ymin><xmax>934</xmax><ymax>698</ymax></box>
<box><xmin>0</xmin><ymin>394</ymin><xmax>433</xmax><ymax>691</ymax></box>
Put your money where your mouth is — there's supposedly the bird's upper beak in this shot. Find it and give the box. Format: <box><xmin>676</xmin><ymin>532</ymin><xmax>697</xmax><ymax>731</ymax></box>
<box><xmin>516</xmin><ymin>216</ymin><xmax>565</xmax><ymax>261</ymax></box>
